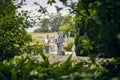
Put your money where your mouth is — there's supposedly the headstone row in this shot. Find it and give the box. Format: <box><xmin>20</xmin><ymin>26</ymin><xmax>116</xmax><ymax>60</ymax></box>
<box><xmin>44</xmin><ymin>31</ymin><xmax>64</xmax><ymax>55</ymax></box>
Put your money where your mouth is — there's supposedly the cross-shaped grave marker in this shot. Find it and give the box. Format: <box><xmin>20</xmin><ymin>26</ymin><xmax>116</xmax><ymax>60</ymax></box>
<box><xmin>54</xmin><ymin>31</ymin><xmax>64</xmax><ymax>55</ymax></box>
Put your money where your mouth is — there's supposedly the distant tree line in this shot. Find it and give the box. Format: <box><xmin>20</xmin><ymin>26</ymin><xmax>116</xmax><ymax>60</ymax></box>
<box><xmin>33</xmin><ymin>13</ymin><xmax>65</xmax><ymax>32</ymax></box>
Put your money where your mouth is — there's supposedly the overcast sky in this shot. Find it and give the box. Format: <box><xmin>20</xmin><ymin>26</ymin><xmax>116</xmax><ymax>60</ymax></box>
<box><xmin>15</xmin><ymin>0</ymin><xmax>71</xmax><ymax>32</ymax></box>
<box><xmin>17</xmin><ymin>0</ymin><xmax>69</xmax><ymax>16</ymax></box>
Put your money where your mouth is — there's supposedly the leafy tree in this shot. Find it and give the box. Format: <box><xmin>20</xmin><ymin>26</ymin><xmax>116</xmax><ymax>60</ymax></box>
<box><xmin>34</xmin><ymin>13</ymin><xmax>65</xmax><ymax>32</ymax></box>
<box><xmin>59</xmin><ymin>14</ymin><xmax>75</xmax><ymax>36</ymax></box>
<box><xmin>50</xmin><ymin>13</ymin><xmax>65</xmax><ymax>32</ymax></box>
<box><xmin>74</xmin><ymin>0</ymin><xmax>120</xmax><ymax>57</ymax></box>
<box><xmin>37</xmin><ymin>18</ymin><xmax>50</xmax><ymax>32</ymax></box>
<box><xmin>0</xmin><ymin>0</ymin><xmax>32</xmax><ymax>61</ymax></box>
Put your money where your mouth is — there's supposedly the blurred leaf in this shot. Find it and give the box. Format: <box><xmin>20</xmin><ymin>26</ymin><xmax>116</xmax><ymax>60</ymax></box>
<box><xmin>47</xmin><ymin>0</ymin><xmax>56</xmax><ymax>5</ymax></box>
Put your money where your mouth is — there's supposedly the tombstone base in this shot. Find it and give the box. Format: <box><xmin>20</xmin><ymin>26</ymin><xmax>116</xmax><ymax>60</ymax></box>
<box><xmin>44</xmin><ymin>45</ymin><xmax>50</xmax><ymax>53</ymax></box>
<box><xmin>57</xmin><ymin>51</ymin><xmax>65</xmax><ymax>56</ymax></box>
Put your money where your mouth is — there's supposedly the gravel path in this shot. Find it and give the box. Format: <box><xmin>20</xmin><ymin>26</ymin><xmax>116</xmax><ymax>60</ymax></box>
<box><xmin>35</xmin><ymin>54</ymin><xmax>88</xmax><ymax>63</ymax></box>
<box><xmin>34</xmin><ymin>54</ymin><xmax>110</xmax><ymax>64</ymax></box>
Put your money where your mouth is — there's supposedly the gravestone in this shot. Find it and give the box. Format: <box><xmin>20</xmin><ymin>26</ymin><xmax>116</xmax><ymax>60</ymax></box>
<box><xmin>55</xmin><ymin>31</ymin><xmax>64</xmax><ymax>55</ymax></box>
<box><xmin>44</xmin><ymin>35</ymin><xmax>50</xmax><ymax>53</ymax></box>
<box><xmin>71</xmin><ymin>45</ymin><xmax>76</xmax><ymax>57</ymax></box>
<box><xmin>65</xmin><ymin>34</ymin><xmax>68</xmax><ymax>43</ymax></box>
<box><xmin>68</xmin><ymin>31</ymin><xmax>70</xmax><ymax>38</ymax></box>
<box><xmin>54</xmin><ymin>32</ymin><xmax>58</xmax><ymax>53</ymax></box>
<box><xmin>45</xmin><ymin>35</ymin><xmax>50</xmax><ymax>44</ymax></box>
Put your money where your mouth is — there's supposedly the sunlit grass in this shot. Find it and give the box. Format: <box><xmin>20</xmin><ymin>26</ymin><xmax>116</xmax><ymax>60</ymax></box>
<box><xmin>29</xmin><ymin>32</ymin><xmax>55</xmax><ymax>39</ymax></box>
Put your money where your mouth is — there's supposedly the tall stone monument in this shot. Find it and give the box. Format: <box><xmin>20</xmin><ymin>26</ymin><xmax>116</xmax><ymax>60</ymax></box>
<box><xmin>54</xmin><ymin>31</ymin><xmax>64</xmax><ymax>55</ymax></box>
<box><xmin>44</xmin><ymin>35</ymin><xmax>50</xmax><ymax>53</ymax></box>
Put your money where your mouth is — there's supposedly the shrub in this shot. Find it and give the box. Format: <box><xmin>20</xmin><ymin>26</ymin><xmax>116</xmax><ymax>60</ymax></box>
<box><xmin>0</xmin><ymin>53</ymin><xmax>120</xmax><ymax>80</ymax></box>
<box><xmin>63</xmin><ymin>41</ymin><xmax>74</xmax><ymax>51</ymax></box>
<box><xmin>74</xmin><ymin>0</ymin><xmax>120</xmax><ymax>57</ymax></box>
<box><xmin>75</xmin><ymin>35</ymin><xmax>93</xmax><ymax>56</ymax></box>
<box><xmin>0</xmin><ymin>0</ymin><xmax>33</xmax><ymax>61</ymax></box>
<box><xmin>27</xmin><ymin>43</ymin><xmax>43</xmax><ymax>55</ymax></box>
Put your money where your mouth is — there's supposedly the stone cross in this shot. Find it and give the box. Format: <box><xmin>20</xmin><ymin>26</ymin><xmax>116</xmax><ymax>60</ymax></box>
<box><xmin>55</xmin><ymin>31</ymin><xmax>64</xmax><ymax>55</ymax></box>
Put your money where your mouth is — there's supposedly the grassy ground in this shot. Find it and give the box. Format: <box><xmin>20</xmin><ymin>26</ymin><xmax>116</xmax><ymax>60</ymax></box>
<box><xmin>29</xmin><ymin>32</ymin><xmax>74</xmax><ymax>43</ymax></box>
<box><xmin>29</xmin><ymin>32</ymin><xmax>55</xmax><ymax>39</ymax></box>
<box><xmin>29</xmin><ymin>32</ymin><xmax>75</xmax><ymax>52</ymax></box>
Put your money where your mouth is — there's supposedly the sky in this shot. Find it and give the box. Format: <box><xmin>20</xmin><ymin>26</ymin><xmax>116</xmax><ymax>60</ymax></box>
<box><xmin>15</xmin><ymin>0</ymin><xmax>70</xmax><ymax>32</ymax></box>
<box><xmin>17</xmin><ymin>0</ymin><xmax>69</xmax><ymax>16</ymax></box>
<box><xmin>16</xmin><ymin>0</ymin><xmax>75</xmax><ymax>32</ymax></box>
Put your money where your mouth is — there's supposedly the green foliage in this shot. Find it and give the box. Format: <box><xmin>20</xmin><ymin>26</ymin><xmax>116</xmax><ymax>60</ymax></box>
<box><xmin>36</xmin><ymin>18</ymin><xmax>50</xmax><ymax>32</ymax></box>
<box><xmin>50</xmin><ymin>13</ymin><xmax>65</xmax><ymax>32</ymax></box>
<box><xmin>1</xmin><ymin>52</ymin><xmax>120</xmax><ymax>80</ymax></box>
<box><xmin>95</xmin><ymin>58</ymin><xmax>120</xmax><ymax>80</ymax></box>
<box><xmin>34</xmin><ymin>13</ymin><xmax>65</xmax><ymax>32</ymax></box>
<box><xmin>0</xmin><ymin>0</ymin><xmax>32</xmax><ymax>61</ymax></box>
<box><xmin>47</xmin><ymin>0</ymin><xmax>56</xmax><ymax>6</ymax></box>
<box><xmin>74</xmin><ymin>0</ymin><xmax>120</xmax><ymax>57</ymax></box>
<box><xmin>27</xmin><ymin>43</ymin><xmax>43</xmax><ymax>55</ymax></box>
<box><xmin>0</xmin><ymin>54</ymin><xmax>74</xmax><ymax>80</ymax></box>
<box><xmin>0</xmin><ymin>0</ymin><xmax>15</xmax><ymax>17</ymax></box>
<box><xmin>0</xmin><ymin>0</ymin><xmax>120</xmax><ymax>80</ymax></box>
<box><xmin>59</xmin><ymin>14</ymin><xmax>76</xmax><ymax>36</ymax></box>
<box><xmin>75</xmin><ymin>35</ymin><xmax>93</xmax><ymax>56</ymax></box>
<box><xmin>63</xmin><ymin>41</ymin><xmax>74</xmax><ymax>51</ymax></box>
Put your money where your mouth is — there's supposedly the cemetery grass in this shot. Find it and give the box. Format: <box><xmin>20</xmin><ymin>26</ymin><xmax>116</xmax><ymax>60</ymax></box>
<box><xmin>29</xmin><ymin>32</ymin><xmax>56</xmax><ymax>45</ymax></box>
<box><xmin>29</xmin><ymin>32</ymin><xmax>74</xmax><ymax>43</ymax></box>
<box><xmin>29</xmin><ymin>32</ymin><xmax>55</xmax><ymax>39</ymax></box>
